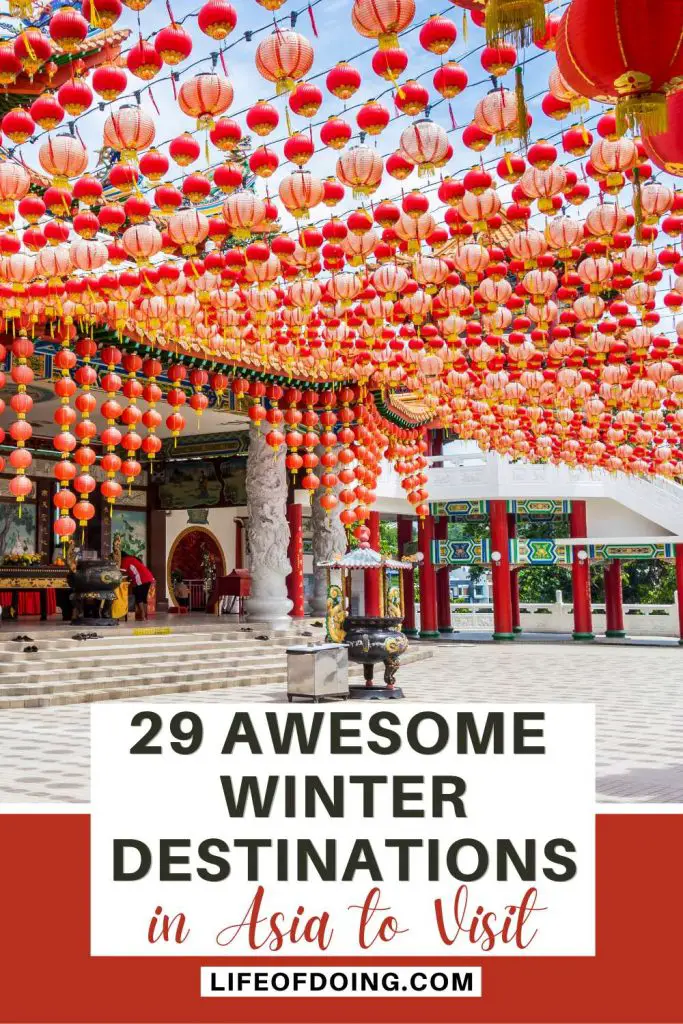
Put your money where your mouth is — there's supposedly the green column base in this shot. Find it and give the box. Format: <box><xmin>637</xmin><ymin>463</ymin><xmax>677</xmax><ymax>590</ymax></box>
<box><xmin>679</xmin><ymin>638</ymin><xmax>683</xmax><ymax>646</ymax></box>
<box><xmin>404</xmin><ymin>628</ymin><xmax>419</xmax><ymax>637</ymax></box>
<box><xmin>438</xmin><ymin>626</ymin><xmax>455</xmax><ymax>634</ymax></box>
<box><xmin>419</xmin><ymin>630</ymin><xmax>440</xmax><ymax>639</ymax></box>
<box><xmin>513</xmin><ymin>625</ymin><xmax>523</xmax><ymax>634</ymax></box>
<box><xmin>493</xmin><ymin>632</ymin><xmax>515</xmax><ymax>641</ymax></box>
<box><xmin>605</xmin><ymin>629</ymin><xmax>626</xmax><ymax>638</ymax></box>
<box><xmin>572</xmin><ymin>632</ymin><xmax>595</xmax><ymax>641</ymax></box>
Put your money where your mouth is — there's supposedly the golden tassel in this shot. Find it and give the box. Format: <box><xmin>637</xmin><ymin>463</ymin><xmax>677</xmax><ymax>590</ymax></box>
<box><xmin>485</xmin><ymin>0</ymin><xmax>546</xmax><ymax>47</ymax></box>
<box><xmin>632</xmin><ymin>168</ymin><xmax>644</xmax><ymax>243</ymax></box>
<box><xmin>616</xmin><ymin>93</ymin><xmax>668</xmax><ymax>139</ymax></box>
<box><xmin>515</xmin><ymin>66</ymin><xmax>530</xmax><ymax>149</ymax></box>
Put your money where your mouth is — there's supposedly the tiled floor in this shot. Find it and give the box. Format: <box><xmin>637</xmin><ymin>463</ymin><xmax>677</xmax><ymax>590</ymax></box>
<box><xmin>0</xmin><ymin>641</ymin><xmax>681</xmax><ymax>804</ymax></box>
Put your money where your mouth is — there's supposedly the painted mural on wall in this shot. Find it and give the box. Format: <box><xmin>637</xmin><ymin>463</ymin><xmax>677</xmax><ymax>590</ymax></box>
<box><xmin>156</xmin><ymin>459</ymin><xmax>247</xmax><ymax>510</ymax></box>
<box><xmin>111</xmin><ymin>509</ymin><xmax>147</xmax><ymax>562</ymax></box>
<box><xmin>0</xmin><ymin>503</ymin><xmax>37</xmax><ymax>557</ymax></box>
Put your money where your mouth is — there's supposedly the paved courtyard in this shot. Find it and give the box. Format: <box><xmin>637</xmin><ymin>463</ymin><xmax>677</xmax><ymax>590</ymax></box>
<box><xmin>0</xmin><ymin>641</ymin><xmax>681</xmax><ymax>804</ymax></box>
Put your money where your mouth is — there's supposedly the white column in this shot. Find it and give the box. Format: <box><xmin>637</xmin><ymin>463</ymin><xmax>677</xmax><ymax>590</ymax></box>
<box><xmin>245</xmin><ymin>424</ymin><xmax>293</xmax><ymax>629</ymax></box>
<box><xmin>310</xmin><ymin>458</ymin><xmax>347</xmax><ymax>617</ymax></box>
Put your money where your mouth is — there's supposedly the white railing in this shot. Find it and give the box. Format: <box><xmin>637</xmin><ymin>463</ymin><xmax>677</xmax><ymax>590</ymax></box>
<box><xmin>418</xmin><ymin>601</ymin><xmax>681</xmax><ymax>638</ymax></box>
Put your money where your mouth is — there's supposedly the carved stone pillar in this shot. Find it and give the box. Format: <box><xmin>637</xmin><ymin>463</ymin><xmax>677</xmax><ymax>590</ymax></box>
<box><xmin>310</xmin><ymin>466</ymin><xmax>347</xmax><ymax>617</ymax></box>
<box><xmin>245</xmin><ymin>425</ymin><xmax>292</xmax><ymax>629</ymax></box>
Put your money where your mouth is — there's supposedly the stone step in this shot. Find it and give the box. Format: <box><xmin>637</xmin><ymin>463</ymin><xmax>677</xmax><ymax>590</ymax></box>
<box><xmin>0</xmin><ymin>659</ymin><xmax>290</xmax><ymax>703</ymax></box>
<box><xmin>0</xmin><ymin>636</ymin><xmax>309</xmax><ymax>667</ymax></box>
<box><xmin>0</xmin><ymin>648</ymin><xmax>432</xmax><ymax>708</ymax></box>
<box><xmin>0</xmin><ymin>658</ymin><xmax>286</xmax><ymax>690</ymax></box>
<box><xmin>0</xmin><ymin>627</ymin><xmax>322</xmax><ymax>656</ymax></box>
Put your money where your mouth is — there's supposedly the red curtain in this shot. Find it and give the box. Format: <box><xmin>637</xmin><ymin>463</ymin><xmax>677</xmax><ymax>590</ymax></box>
<box><xmin>0</xmin><ymin>590</ymin><xmax>57</xmax><ymax>615</ymax></box>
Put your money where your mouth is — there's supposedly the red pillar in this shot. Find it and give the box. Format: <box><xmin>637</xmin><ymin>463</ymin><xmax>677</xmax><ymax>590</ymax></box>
<box><xmin>604</xmin><ymin>559</ymin><xmax>625</xmax><ymax>638</ymax></box>
<box><xmin>489</xmin><ymin>500</ymin><xmax>514</xmax><ymax>640</ymax></box>
<box><xmin>434</xmin><ymin>516</ymin><xmax>453</xmax><ymax>633</ymax></box>
<box><xmin>570</xmin><ymin>500</ymin><xmax>594</xmax><ymax>640</ymax></box>
<box><xmin>234</xmin><ymin>519</ymin><xmax>244</xmax><ymax>570</ymax></box>
<box><xmin>286</xmin><ymin>503</ymin><xmax>305</xmax><ymax>618</ymax></box>
<box><xmin>364</xmin><ymin>510</ymin><xmax>381</xmax><ymax>616</ymax></box>
<box><xmin>417</xmin><ymin>513</ymin><xmax>439</xmax><ymax>638</ymax></box>
<box><xmin>397</xmin><ymin>515</ymin><xmax>417</xmax><ymax>636</ymax></box>
<box><xmin>507</xmin><ymin>511</ymin><xmax>522</xmax><ymax>634</ymax></box>
<box><xmin>675</xmin><ymin>545</ymin><xmax>683</xmax><ymax>646</ymax></box>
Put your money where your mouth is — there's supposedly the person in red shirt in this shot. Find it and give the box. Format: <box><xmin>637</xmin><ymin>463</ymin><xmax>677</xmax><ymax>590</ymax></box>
<box><xmin>120</xmin><ymin>552</ymin><xmax>155</xmax><ymax>621</ymax></box>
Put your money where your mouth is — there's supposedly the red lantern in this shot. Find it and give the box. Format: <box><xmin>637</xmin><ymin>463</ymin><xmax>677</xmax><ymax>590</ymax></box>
<box><xmin>127</xmin><ymin>39</ymin><xmax>162</xmax><ymax>80</ymax></box>
<box><xmin>49</xmin><ymin>7</ymin><xmax>89</xmax><ymax>52</ymax></box>
<box><xmin>642</xmin><ymin>90</ymin><xmax>683</xmax><ymax>177</ymax></box>
<box><xmin>433</xmin><ymin>61</ymin><xmax>468</xmax><ymax>99</ymax></box>
<box><xmin>57</xmin><ymin>77</ymin><xmax>93</xmax><ymax>115</ymax></box>
<box><xmin>462</xmin><ymin>123</ymin><xmax>492</xmax><ymax>152</ymax></box>
<box><xmin>98</xmin><ymin>203</ymin><xmax>127</xmax><ymax>233</ymax></box>
<box><xmin>326</xmin><ymin>62</ymin><xmax>361</xmax><ymax>99</ymax></box>
<box><xmin>0</xmin><ymin>46</ymin><xmax>21</xmax><ymax>85</ymax></box>
<box><xmin>419</xmin><ymin>14</ymin><xmax>456</xmax><ymax>54</ymax></box>
<box><xmin>213</xmin><ymin>161</ymin><xmax>243</xmax><ymax>194</ymax></box>
<box><xmin>18</xmin><ymin>195</ymin><xmax>46</xmax><ymax>224</ymax></box>
<box><xmin>182</xmin><ymin>173</ymin><xmax>212</xmax><ymax>202</ymax></box>
<box><xmin>92</xmin><ymin>63</ymin><xmax>127</xmax><ymax>100</ymax></box>
<box><xmin>320</xmin><ymin>116</ymin><xmax>352</xmax><ymax>150</ymax></box>
<box><xmin>481</xmin><ymin>42</ymin><xmax>517</xmax><ymax>77</ymax></box>
<box><xmin>557</xmin><ymin>0</ymin><xmax>683</xmax><ymax>135</ymax></box>
<box><xmin>154</xmin><ymin>22</ymin><xmax>193</xmax><ymax>64</ymax></box>
<box><xmin>82</xmin><ymin>0</ymin><xmax>123</xmax><ymax>29</ymax></box>
<box><xmin>386</xmin><ymin>151</ymin><xmax>414</xmax><ymax>180</ymax></box>
<box><xmin>283</xmin><ymin>132</ymin><xmax>315</xmax><ymax>167</ymax></box>
<box><xmin>245</xmin><ymin>100</ymin><xmax>279</xmax><ymax>137</ymax></box>
<box><xmin>289</xmin><ymin>81</ymin><xmax>323</xmax><ymax>118</ymax></box>
<box><xmin>209</xmin><ymin>117</ymin><xmax>242</xmax><ymax>151</ymax></box>
<box><xmin>394</xmin><ymin>80</ymin><xmax>429</xmax><ymax>116</ymax></box>
<box><xmin>30</xmin><ymin>93</ymin><xmax>64</xmax><ymax>130</ymax></box>
<box><xmin>198</xmin><ymin>0</ymin><xmax>238</xmax><ymax>40</ymax></box>
<box><xmin>249</xmin><ymin>146</ymin><xmax>279</xmax><ymax>178</ymax></box>
<box><xmin>139</xmin><ymin>148</ymin><xmax>169</xmax><ymax>181</ymax></box>
<box><xmin>356</xmin><ymin>100</ymin><xmax>390</xmax><ymax>135</ymax></box>
<box><xmin>371</xmin><ymin>47</ymin><xmax>408</xmax><ymax>82</ymax></box>
<box><xmin>322</xmin><ymin>176</ymin><xmax>345</xmax><ymax>205</ymax></box>
<box><xmin>2</xmin><ymin>108</ymin><xmax>34</xmax><ymax>145</ymax></box>
<box><xmin>14</xmin><ymin>30</ymin><xmax>52</xmax><ymax>76</ymax></box>
<box><xmin>169</xmin><ymin>133</ymin><xmax>201</xmax><ymax>166</ymax></box>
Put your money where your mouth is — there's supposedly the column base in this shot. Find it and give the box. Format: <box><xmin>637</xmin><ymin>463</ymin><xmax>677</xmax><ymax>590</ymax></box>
<box><xmin>513</xmin><ymin>625</ymin><xmax>523</xmax><ymax>633</ymax></box>
<box><xmin>572</xmin><ymin>632</ymin><xmax>595</xmax><ymax>641</ymax></box>
<box><xmin>419</xmin><ymin>630</ymin><xmax>440</xmax><ymax>639</ymax></box>
<box><xmin>404</xmin><ymin>627</ymin><xmax>419</xmax><ymax>637</ymax></box>
<box><xmin>493</xmin><ymin>632</ymin><xmax>515</xmax><ymax>641</ymax></box>
<box><xmin>438</xmin><ymin>626</ymin><xmax>454</xmax><ymax>634</ymax></box>
<box><xmin>605</xmin><ymin>629</ymin><xmax>626</xmax><ymax>638</ymax></box>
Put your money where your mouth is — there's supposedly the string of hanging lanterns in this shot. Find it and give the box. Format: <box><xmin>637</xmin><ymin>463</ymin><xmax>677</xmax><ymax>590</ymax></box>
<box><xmin>0</xmin><ymin>0</ymin><xmax>682</xmax><ymax>551</ymax></box>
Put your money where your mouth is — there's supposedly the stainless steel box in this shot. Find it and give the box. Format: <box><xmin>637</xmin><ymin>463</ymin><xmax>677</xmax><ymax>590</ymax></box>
<box><xmin>286</xmin><ymin>643</ymin><xmax>349</xmax><ymax>702</ymax></box>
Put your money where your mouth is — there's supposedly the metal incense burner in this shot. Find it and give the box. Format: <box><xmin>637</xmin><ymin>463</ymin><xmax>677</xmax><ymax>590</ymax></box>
<box><xmin>318</xmin><ymin>545</ymin><xmax>421</xmax><ymax>700</ymax></box>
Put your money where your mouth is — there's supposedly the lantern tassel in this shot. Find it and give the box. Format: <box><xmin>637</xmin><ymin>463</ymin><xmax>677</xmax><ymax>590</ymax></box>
<box><xmin>616</xmin><ymin>93</ymin><xmax>668</xmax><ymax>138</ymax></box>
<box><xmin>462</xmin><ymin>9</ymin><xmax>468</xmax><ymax>42</ymax></box>
<box><xmin>307</xmin><ymin>4</ymin><xmax>318</xmax><ymax>37</ymax></box>
<box><xmin>148</xmin><ymin>87</ymin><xmax>161</xmax><ymax>116</ymax></box>
<box><xmin>485</xmin><ymin>0</ymin><xmax>546</xmax><ymax>47</ymax></box>
<box><xmin>515</xmin><ymin>65</ymin><xmax>529</xmax><ymax>148</ymax></box>
<box><xmin>632</xmin><ymin>168</ymin><xmax>644</xmax><ymax>243</ymax></box>
<box><xmin>448</xmin><ymin>101</ymin><xmax>457</xmax><ymax>130</ymax></box>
